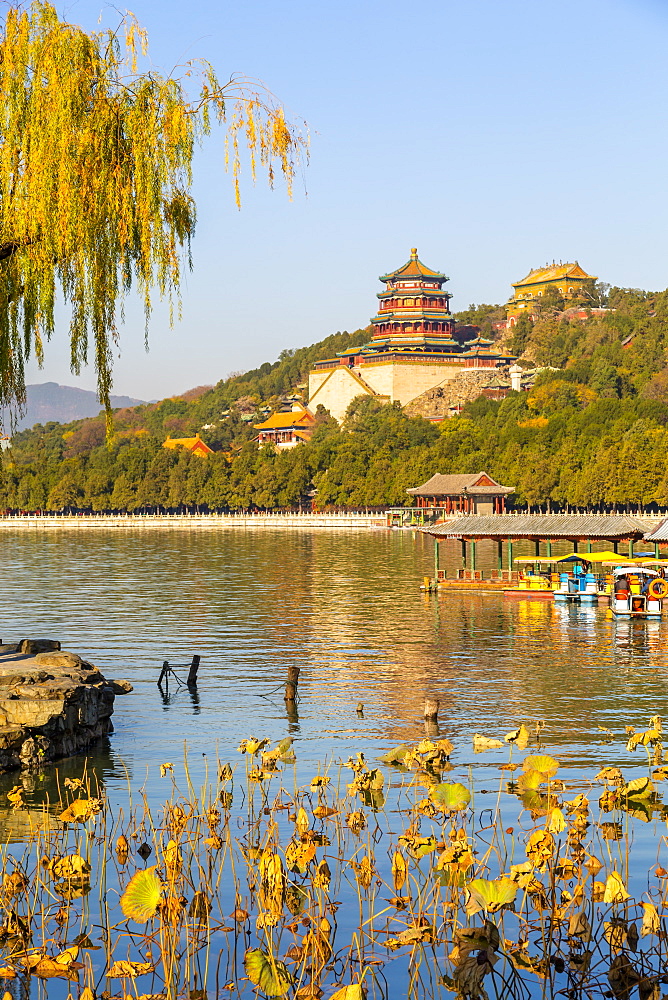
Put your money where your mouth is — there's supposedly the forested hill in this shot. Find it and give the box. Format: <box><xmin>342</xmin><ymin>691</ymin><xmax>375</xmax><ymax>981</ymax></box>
<box><xmin>3</xmin><ymin>287</ymin><xmax>668</xmax><ymax>511</ymax></box>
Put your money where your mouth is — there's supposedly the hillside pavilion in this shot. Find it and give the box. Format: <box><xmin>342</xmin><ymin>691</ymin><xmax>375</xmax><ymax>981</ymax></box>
<box><xmin>308</xmin><ymin>249</ymin><xmax>516</xmax><ymax>421</ymax></box>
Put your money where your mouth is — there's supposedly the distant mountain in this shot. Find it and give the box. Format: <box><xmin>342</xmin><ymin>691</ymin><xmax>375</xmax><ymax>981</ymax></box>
<box><xmin>1</xmin><ymin>382</ymin><xmax>145</xmax><ymax>431</ymax></box>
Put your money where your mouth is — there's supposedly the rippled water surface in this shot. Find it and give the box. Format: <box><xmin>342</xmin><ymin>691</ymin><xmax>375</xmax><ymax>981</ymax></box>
<box><xmin>2</xmin><ymin>526</ymin><xmax>668</xmax><ymax>789</ymax></box>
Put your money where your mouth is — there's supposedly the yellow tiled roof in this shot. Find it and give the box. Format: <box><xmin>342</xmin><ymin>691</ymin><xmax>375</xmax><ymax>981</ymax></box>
<box><xmin>254</xmin><ymin>409</ymin><xmax>315</xmax><ymax>430</ymax></box>
<box><xmin>163</xmin><ymin>433</ymin><xmax>213</xmax><ymax>454</ymax></box>
<box><xmin>381</xmin><ymin>248</ymin><xmax>444</xmax><ymax>281</ymax></box>
<box><xmin>512</xmin><ymin>262</ymin><xmax>595</xmax><ymax>289</ymax></box>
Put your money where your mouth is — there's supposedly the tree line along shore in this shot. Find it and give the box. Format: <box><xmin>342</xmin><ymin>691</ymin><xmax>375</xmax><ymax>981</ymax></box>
<box><xmin>3</xmin><ymin>287</ymin><xmax>668</xmax><ymax>513</ymax></box>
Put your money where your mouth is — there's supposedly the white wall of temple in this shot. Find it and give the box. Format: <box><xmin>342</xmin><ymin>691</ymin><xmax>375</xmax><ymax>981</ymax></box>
<box><xmin>308</xmin><ymin>366</ymin><xmax>376</xmax><ymax>422</ymax></box>
<box><xmin>357</xmin><ymin>360</ymin><xmax>464</xmax><ymax>405</ymax></box>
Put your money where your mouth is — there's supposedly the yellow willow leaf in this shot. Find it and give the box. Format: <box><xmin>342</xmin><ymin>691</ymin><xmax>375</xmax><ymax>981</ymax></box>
<box><xmin>120</xmin><ymin>866</ymin><xmax>163</xmax><ymax>922</ymax></box>
<box><xmin>604</xmin><ymin>871</ymin><xmax>631</xmax><ymax>904</ymax></box>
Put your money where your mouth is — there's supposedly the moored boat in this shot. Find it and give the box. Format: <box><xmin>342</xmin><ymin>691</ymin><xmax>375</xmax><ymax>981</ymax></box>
<box><xmin>608</xmin><ymin>564</ymin><xmax>667</xmax><ymax>618</ymax></box>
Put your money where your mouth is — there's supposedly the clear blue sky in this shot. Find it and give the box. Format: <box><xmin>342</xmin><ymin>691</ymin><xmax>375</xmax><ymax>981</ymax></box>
<box><xmin>25</xmin><ymin>0</ymin><xmax>668</xmax><ymax>400</ymax></box>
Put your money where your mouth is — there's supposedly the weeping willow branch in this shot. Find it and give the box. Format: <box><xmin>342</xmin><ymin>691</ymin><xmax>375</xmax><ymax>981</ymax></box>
<box><xmin>0</xmin><ymin>2</ymin><xmax>309</xmax><ymax>431</ymax></box>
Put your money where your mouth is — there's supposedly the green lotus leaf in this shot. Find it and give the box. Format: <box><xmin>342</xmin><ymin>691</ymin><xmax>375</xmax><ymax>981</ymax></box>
<box><xmin>243</xmin><ymin>949</ymin><xmax>293</xmax><ymax>997</ymax></box>
<box><xmin>120</xmin><ymin>867</ymin><xmax>162</xmax><ymax>923</ymax></box>
<box><xmin>430</xmin><ymin>782</ymin><xmax>471</xmax><ymax>812</ymax></box>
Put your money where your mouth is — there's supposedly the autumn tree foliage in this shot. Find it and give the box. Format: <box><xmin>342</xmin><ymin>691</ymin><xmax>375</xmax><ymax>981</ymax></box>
<box><xmin>0</xmin><ymin>2</ymin><xmax>307</xmax><ymax>424</ymax></box>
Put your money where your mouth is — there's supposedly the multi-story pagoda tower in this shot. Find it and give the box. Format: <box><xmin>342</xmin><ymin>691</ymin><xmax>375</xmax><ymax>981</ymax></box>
<box><xmin>370</xmin><ymin>248</ymin><xmax>456</xmax><ymax>347</ymax></box>
<box><xmin>308</xmin><ymin>249</ymin><xmax>516</xmax><ymax>422</ymax></box>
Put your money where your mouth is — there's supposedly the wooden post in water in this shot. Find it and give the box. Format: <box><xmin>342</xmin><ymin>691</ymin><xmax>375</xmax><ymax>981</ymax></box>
<box><xmin>187</xmin><ymin>655</ymin><xmax>200</xmax><ymax>688</ymax></box>
<box><xmin>285</xmin><ymin>666</ymin><xmax>300</xmax><ymax>702</ymax></box>
<box><xmin>424</xmin><ymin>697</ymin><xmax>439</xmax><ymax>723</ymax></box>
<box><xmin>158</xmin><ymin>661</ymin><xmax>168</xmax><ymax>687</ymax></box>
<box><xmin>424</xmin><ymin>697</ymin><xmax>439</xmax><ymax>737</ymax></box>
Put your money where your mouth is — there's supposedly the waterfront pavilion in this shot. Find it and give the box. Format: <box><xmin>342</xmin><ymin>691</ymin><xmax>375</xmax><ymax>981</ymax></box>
<box><xmin>422</xmin><ymin>513</ymin><xmax>660</xmax><ymax>581</ymax></box>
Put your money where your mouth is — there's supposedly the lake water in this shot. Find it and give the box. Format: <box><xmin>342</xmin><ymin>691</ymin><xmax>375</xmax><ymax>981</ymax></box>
<box><xmin>1</xmin><ymin>526</ymin><xmax>667</xmax><ymax>998</ymax></box>
<box><xmin>2</xmin><ymin>527</ymin><xmax>667</xmax><ymax>778</ymax></box>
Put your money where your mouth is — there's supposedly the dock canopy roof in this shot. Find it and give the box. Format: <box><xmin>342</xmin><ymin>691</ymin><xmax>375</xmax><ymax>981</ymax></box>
<box><xmin>407</xmin><ymin>472</ymin><xmax>514</xmax><ymax>498</ymax></box>
<box><xmin>422</xmin><ymin>514</ymin><xmax>654</xmax><ymax>540</ymax></box>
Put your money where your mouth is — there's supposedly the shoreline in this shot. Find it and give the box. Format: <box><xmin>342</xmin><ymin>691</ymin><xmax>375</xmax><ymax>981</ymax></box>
<box><xmin>0</xmin><ymin>512</ymin><xmax>387</xmax><ymax>529</ymax></box>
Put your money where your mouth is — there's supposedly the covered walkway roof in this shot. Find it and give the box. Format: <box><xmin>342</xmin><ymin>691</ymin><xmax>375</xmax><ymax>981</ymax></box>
<box><xmin>422</xmin><ymin>513</ymin><xmax>656</xmax><ymax>541</ymax></box>
<box><xmin>644</xmin><ymin>518</ymin><xmax>668</xmax><ymax>542</ymax></box>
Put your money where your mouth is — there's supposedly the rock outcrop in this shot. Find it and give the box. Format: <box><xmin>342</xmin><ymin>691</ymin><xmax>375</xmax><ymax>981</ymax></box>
<box><xmin>0</xmin><ymin>640</ymin><xmax>129</xmax><ymax>771</ymax></box>
<box><xmin>404</xmin><ymin>370</ymin><xmax>511</xmax><ymax>419</ymax></box>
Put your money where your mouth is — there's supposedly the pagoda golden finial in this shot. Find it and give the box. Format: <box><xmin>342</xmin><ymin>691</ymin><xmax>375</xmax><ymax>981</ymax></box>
<box><xmin>411</xmin><ymin>247</ymin><xmax>418</xmax><ymax>257</ymax></box>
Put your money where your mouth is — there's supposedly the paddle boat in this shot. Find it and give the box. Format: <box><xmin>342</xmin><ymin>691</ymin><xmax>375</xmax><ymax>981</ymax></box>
<box><xmin>552</xmin><ymin>554</ymin><xmax>600</xmax><ymax>604</ymax></box>
<box><xmin>608</xmin><ymin>564</ymin><xmax>668</xmax><ymax>619</ymax></box>
<box><xmin>503</xmin><ymin>557</ymin><xmax>555</xmax><ymax>599</ymax></box>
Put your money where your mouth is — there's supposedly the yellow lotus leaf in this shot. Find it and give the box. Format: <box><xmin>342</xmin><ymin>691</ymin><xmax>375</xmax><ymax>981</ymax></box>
<box><xmin>523</xmin><ymin>754</ymin><xmax>559</xmax><ymax>778</ymax></box>
<box><xmin>604</xmin><ymin>871</ymin><xmax>631</xmax><ymax>904</ymax></box>
<box><xmin>547</xmin><ymin>808</ymin><xmax>566</xmax><ymax>833</ymax></box>
<box><xmin>526</xmin><ymin>829</ymin><xmax>555</xmax><ymax>871</ymax></box>
<box><xmin>398</xmin><ymin>833</ymin><xmax>437</xmax><ymax>859</ymax></box>
<box><xmin>51</xmin><ymin>855</ymin><xmax>91</xmax><ymax>880</ymax></box>
<box><xmin>163</xmin><ymin>839</ymin><xmax>182</xmax><ymax>879</ymax></box>
<box><xmin>504</xmin><ymin>724</ymin><xmax>529</xmax><ymax>748</ymax></box>
<box><xmin>329</xmin><ymin>985</ymin><xmax>365</xmax><ymax>1000</ymax></box>
<box><xmin>295</xmin><ymin>807</ymin><xmax>310</xmax><ymax>834</ymax></box>
<box><xmin>204</xmin><ymin>835</ymin><xmax>223</xmax><ymax>849</ymax></box>
<box><xmin>392</xmin><ymin>851</ymin><xmax>407</xmax><ymax>891</ymax></box>
<box><xmin>108</xmin><ymin>961</ymin><xmax>154</xmax><ymax>977</ymax></box>
<box><xmin>120</xmin><ymin>866</ymin><xmax>163</xmax><ymax>922</ymax></box>
<box><xmin>508</xmin><ymin>862</ymin><xmax>535</xmax><ymax>889</ymax></box>
<box><xmin>159</xmin><ymin>762</ymin><xmax>173</xmax><ymax>777</ymax></box>
<box><xmin>33</xmin><ymin>958</ymin><xmax>80</xmax><ymax>981</ymax></box>
<box><xmin>243</xmin><ymin>948</ymin><xmax>293</xmax><ymax>997</ymax></box>
<box><xmin>310</xmin><ymin>774</ymin><xmax>331</xmax><ymax>787</ymax></box>
<box><xmin>55</xmin><ymin>946</ymin><xmax>79</xmax><ymax>966</ymax></box>
<box><xmin>430</xmin><ymin>782</ymin><xmax>471</xmax><ymax>812</ymax></box>
<box><xmin>59</xmin><ymin>798</ymin><xmax>101</xmax><ymax>824</ymax></box>
<box><xmin>472</xmin><ymin>734</ymin><xmax>503</xmax><ymax>751</ymax></box>
<box><xmin>641</xmin><ymin>902</ymin><xmax>660</xmax><ymax>936</ymax></box>
<box><xmin>313</xmin><ymin>805</ymin><xmax>337</xmax><ymax>819</ymax></box>
<box><xmin>0</xmin><ymin>968</ymin><xmax>16</xmax><ymax>978</ymax></box>
<box><xmin>465</xmin><ymin>876</ymin><xmax>518</xmax><ymax>915</ymax></box>
<box><xmin>285</xmin><ymin>840</ymin><xmax>316</xmax><ymax>874</ymax></box>
<box><xmin>312</xmin><ymin>859</ymin><xmax>331</xmax><ymax>890</ymax></box>
<box><xmin>115</xmin><ymin>835</ymin><xmax>129</xmax><ymax>864</ymax></box>
<box><xmin>237</xmin><ymin>737</ymin><xmax>269</xmax><ymax>755</ymax></box>
<box><xmin>568</xmin><ymin>911</ymin><xmax>591</xmax><ymax>940</ymax></box>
